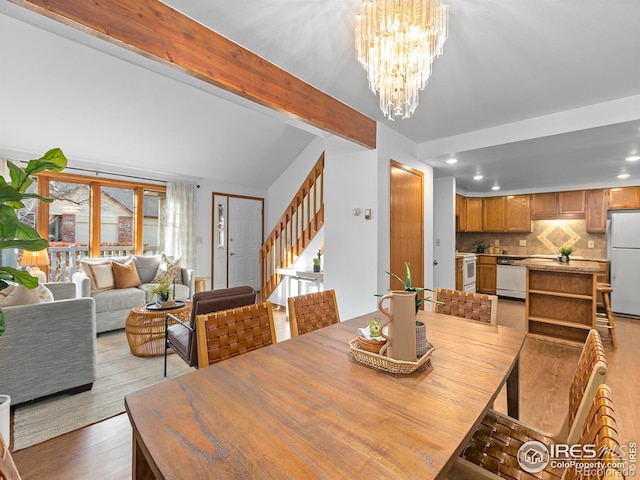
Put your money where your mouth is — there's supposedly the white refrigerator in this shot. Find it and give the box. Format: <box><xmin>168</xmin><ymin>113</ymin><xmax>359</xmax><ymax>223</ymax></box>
<box><xmin>609</xmin><ymin>211</ymin><xmax>640</xmax><ymax>316</ymax></box>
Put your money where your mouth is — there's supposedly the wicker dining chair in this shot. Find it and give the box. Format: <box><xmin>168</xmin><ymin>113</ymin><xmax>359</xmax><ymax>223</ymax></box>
<box><xmin>433</xmin><ymin>288</ymin><xmax>498</xmax><ymax>324</ymax></box>
<box><xmin>196</xmin><ymin>301</ymin><xmax>276</xmax><ymax>368</ymax></box>
<box><xmin>288</xmin><ymin>289</ymin><xmax>341</xmax><ymax>337</ymax></box>
<box><xmin>449</xmin><ymin>329</ymin><xmax>609</xmax><ymax>480</ymax></box>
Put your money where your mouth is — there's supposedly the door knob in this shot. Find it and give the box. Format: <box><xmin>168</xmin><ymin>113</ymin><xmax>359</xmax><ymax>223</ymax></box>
<box><xmin>229</xmin><ymin>252</ymin><xmax>236</xmax><ymax>256</ymax></box>
<box><xmin>433</xmin><ymin>260</ymin><xmax>439</xmax><ymax>265</ymax></box>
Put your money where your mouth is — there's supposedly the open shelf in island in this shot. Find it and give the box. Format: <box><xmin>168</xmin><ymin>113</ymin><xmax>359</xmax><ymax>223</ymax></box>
<box><xmin>518</xmin><ymin>259</ymin><xmax>600</xmax><ymax>346</ymax></box>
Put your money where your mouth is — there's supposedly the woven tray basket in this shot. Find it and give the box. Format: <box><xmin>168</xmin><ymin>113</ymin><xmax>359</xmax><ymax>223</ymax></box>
<box><xmin>349</xmin><ymin>338</ymin><xmax>435</xmax><ymax>374</ymax></box>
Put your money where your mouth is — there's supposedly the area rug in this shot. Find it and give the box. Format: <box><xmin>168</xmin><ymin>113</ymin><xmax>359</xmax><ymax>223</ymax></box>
<box><xmin>12</xmin><ymin>330</ymin><xmax>193</xmax><ymax>450</ymax></box>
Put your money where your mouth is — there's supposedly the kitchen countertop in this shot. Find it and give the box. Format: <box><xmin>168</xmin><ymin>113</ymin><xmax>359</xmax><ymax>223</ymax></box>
<box><xmin>460</xmin><ymin>252</ymin><xmax>609</xmax><ymax>263</ymax></box>
<box><xmin>513</xmin><ymin>258</ymin><xmax>602</xmax><ymax>273</ymax></box>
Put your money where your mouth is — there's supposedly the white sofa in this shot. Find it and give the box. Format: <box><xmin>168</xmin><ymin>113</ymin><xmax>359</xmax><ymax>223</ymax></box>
<box><xmin>72</xmin><ymin>254</ymin><xmax>194</xmax><ymax>334</ymax></box>
<box><xmin>0</xmin><ymin>283</ymin><xmax>97</xmax><ymax>405</ymax></box>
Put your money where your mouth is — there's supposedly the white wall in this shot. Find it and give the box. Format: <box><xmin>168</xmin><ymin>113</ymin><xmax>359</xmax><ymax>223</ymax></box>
<box><xmin>433</xmin><ymin>177</ymin><xmax>456</xmax><ymax>289</ymax></box>
<box><xmin>323</xmin><ymin>138</ymin><xmax>379</xmax><ymax>320</ymax></box>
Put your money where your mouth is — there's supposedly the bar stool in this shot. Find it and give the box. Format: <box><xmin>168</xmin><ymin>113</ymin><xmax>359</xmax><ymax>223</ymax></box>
<box><xmin>596</xmin><ymin>282</ymin><xmax>617</xmax><ymax>349</ymax></box>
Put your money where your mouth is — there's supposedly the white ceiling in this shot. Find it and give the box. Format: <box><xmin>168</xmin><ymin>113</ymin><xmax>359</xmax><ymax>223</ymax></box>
<box><xmin>1</xmin><ymin>0</ymin><xmax>640</xmax><ymax>193</ymax></box>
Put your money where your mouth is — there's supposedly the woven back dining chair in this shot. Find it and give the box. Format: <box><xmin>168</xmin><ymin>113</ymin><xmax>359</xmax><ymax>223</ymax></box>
<box><xmin>432</xmin><ymin>288</ymin><xmax>498</xmax><ymax>324</ymax></box>
<box><xmin>450</xmin><ymin>329</ymin><xmax>609</xmax><ymax>480</ymax></box>
<box><xmin>196</xmin><ymin>301</ymin><xmax>276</xmax><ymax>368</ymax></box>
<box><xmin>451</xmin><ymin>383</ymin><xmax>622</xmax><ymax>480</ymax></box>
<box><xmin>288</xmin><ymin>289</ymin><xmax>341</xmax><ymax>337</ymax></box>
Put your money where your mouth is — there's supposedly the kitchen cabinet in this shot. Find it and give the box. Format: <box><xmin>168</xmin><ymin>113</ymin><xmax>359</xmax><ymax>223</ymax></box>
<box><xmin>608</xmin><ymin>186</ymin><xmax>640</xmax><ymax>210</ymax></box>
<box><xmin>456</xmin><ymin>195</ymin><xmax>467</xmax><ymax>232</ymax></box>
<box><xmin>455</xmin><ymin>257</ymin><xmax>463</xmax><ymax>290</ymax></box>
<box><xmin>476</xmin><ymin>255</ymin><xmax>497</xmax><ymax>294</ymax></box>
<box><xmin>465</xmin><ymin>198</ymin><xmax>483</xmax><ymax>232</ymax></box>
<box><xmin>531</xmin><ymin>193</ymin><xmax>557</xmax><ymax>218</ymax></box>
<box><xmin>585</xmin><ymin>189</ymin><xmax>607</xmax><ymax>233</ymax></box>
<box><xmin>482</xmin><ymin>197</ymin><xmax>505</xmax><ymax>232</ymax></box>
<box><xmin>504</xmin><ymin>195</ymin><xmax>532</xmax><ymax>232</ymax></box>
<box><xmin>532</xmin><ymin>191</ymin><xmax>585</xmax><ymax>219</ymax></box>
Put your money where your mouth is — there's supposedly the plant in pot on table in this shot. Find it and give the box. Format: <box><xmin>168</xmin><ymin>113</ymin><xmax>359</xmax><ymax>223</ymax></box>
<box><xmin>559</xmin><ymin>246</ymin><xmax>574</xmax><ymax>263</ymax></box>
<box><xmin>361</xmin><ymin>262</ymin><xmax>438</xmax><ymax>357</ymax></box>
<box><xmin>473</xmin><ymin>241</ymin><xmax>488</xmax><ymax>253</ymax></box>
<box><xmin>149</xmin><ymin>278</ymin><xmax>175</xmax><ymax>306</ymax></box>
<box><xmin>0</xmin><ymin>148</ymin><xmax>68</xmax><ymax>444</ymax></box>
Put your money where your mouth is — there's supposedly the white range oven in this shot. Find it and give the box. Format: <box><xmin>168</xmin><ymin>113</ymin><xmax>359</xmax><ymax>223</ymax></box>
<box><xmin>456</xmin><ymin>253</ymin><xmax>477</xmax><ymax>293</ymax></box>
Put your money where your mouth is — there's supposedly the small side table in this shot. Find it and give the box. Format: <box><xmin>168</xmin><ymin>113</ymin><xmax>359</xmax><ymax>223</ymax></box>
<box><xmin>125</xmin><ymin>301</ymin><xmax>192</xmax><ymax>357</ymax></box>
<box><xmin>194</xmin><ymin>276</ymin><xmax>211</xmax><ymax>293</ymax></box>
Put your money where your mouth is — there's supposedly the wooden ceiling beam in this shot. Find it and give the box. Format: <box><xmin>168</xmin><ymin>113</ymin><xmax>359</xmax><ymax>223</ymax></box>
<box><xmin>10</xmin><ymin>0</ymin><xmax>376</xmax><ymax>149</ymax></box>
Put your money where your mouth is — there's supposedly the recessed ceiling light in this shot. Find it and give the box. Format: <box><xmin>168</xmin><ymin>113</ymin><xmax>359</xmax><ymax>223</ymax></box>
<box><xmin>491</xmin><ymin>186</ymin><xmax>500</xmax><ymax>191</ymax></box>
<box><xmin>617</xmin><ymin>173</ymin><xmax>631</xmax><ymax>179</ymax></box>
<box><xmin>626</xmin><ymin>155</ymin><xmax>640</xmax><ymax>162</ymax></box>
<box><xmin>473</xmin><ymin>175</ymin><xmax>483</xmax><ymax>180</ymax></box>
<box><xmin>446</xmin><ymin>158</ymin><xmax>458</xmax><ymax>164</ymax></box>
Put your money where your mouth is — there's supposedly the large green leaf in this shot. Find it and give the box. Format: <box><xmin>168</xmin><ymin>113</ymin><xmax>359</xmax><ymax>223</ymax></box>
<box><xmin>0</xmin><ymin>184</ymin><xmax>22</xmax><ymax>204</ymax></box>
<box><xmin>0</xmin><ymin>266</ymin><xmax>39</xmax><ymax>289</ymax></box>
<box><xmin>7</xmin><ymin>161</ymin><xmax>29</xmax><ymax>193</ymax></box>
<box><xmin>0</xmin><ymin>238</ymin><xmax>48</xmax><ymax>251</ymax></box>
<box><xmin>0</xmin><ymin>205</ymin><xmax>20</xmax><ymax>238</ymax></box>
<box><xmin>14</xmin><ymin>222</ymin><xmax>43</xmax><ymax>239</ymax></box>
<box><xmin>24</xmin><ymin>148</ymin><xmax>67</xmax><ymax>176</ymax></box>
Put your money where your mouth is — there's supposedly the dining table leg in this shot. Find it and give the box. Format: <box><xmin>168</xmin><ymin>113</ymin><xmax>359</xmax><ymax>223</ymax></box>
<box><xmin>132</xmin><ymin>430</ymin><xmax>155</xmax><ymax>480</ymax></box>
<box><xmin>506</xmin><ymin>357</ymin><xmax>519</xmax><ymax>419</ymax></box>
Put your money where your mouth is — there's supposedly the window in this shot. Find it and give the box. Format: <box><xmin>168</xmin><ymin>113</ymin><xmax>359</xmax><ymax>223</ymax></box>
<box><xmin>34</xmin><ymin>172</ymin><xmax>165</xmax><ymax>280</ymax></box>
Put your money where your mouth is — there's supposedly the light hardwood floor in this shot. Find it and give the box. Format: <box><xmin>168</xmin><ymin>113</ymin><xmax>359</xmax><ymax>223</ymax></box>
<box><xmin>12</xmin><ymin>300</ymin><xmax>639</xmax><ymax>479</ymax></box>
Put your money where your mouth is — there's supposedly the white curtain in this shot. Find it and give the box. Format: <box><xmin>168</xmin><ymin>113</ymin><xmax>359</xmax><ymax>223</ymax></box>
<box><xmin>165</xmin><ymin>182</ymin><xmax>197</xmax><ymax>270</ymax></box>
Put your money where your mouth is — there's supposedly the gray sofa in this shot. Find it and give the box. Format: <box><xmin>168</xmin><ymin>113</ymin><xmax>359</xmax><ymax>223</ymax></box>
<box><xmin>0</xmin><ymin>283</ymin><xmax>97</xmax><ymax>405</ymax></box>
<box><xmin>72</xmin><ymin>254</ymin><xmax>194</xmax><ymax>334</ymax></box>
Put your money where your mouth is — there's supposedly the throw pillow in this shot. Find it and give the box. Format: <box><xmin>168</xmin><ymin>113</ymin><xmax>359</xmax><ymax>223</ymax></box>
<box><xmin>0</xmin><ymin>284</ymin><xmax>53</xmax><ymax>307</ymax></box>
<box><xmin>151</xmin><ymin>253</ymin><xmax>183</xmax><ymax>285</ymax></box>
<box><xmin>133</xmin><ymin>255</ymin><xmax>162</xmax><ymax>284</ymax></box>
<box><xmin>81</xmin><ymin>260</ymin><xmax>115</xmax><ymax>292</ymax></box>
<box><xmin>112</xmin><ymin>258</ymin><xmax>142</xmax><ymax>289</ymax></box>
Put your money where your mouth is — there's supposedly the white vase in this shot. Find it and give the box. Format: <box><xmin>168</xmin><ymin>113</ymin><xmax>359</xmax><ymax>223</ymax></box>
<box><xmin>0</xmin><ymin>394</ymin><xmax>10</xmax><ymax>445</ymax></box>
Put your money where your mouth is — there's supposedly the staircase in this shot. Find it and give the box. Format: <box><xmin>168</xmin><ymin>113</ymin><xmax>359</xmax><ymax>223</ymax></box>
<box><xmin>260</xmin><ymin>153</ymin><xmax>324</xmax><ymax>302</ymax></box>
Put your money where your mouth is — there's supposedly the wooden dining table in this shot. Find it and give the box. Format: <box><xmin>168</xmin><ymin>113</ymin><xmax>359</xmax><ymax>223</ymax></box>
<box><xmin>125</xmin><ymin>309</ymin><xmax>526</xmax><ymax>480</ymax></box>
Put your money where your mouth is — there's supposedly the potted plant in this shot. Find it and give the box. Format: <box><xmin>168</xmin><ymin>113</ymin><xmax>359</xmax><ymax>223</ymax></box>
<box><xmin>149</xmin><ymin>278</ymin><xmax>174</xmax><ymax>305</ymax></box>
<box><xmin>0</xmin><ymin>148</ymin><xmax>67</xmax><ymax>444</ymax></box>
<box><xmin>559</xmin><ymin>246</ymin><xmax>574</xmax><ymax>262</ymax></box>
<box><xmin>473</xmin><ymin>241</ymin><xmax>488</xmax><ymax>253</ymax></box>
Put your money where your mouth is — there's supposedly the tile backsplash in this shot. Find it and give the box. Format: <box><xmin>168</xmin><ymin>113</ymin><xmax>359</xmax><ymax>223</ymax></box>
<box><xmin>457</xmin><ymin>219</ymin><xmax>607</xmax><ymax>259</ymax></box>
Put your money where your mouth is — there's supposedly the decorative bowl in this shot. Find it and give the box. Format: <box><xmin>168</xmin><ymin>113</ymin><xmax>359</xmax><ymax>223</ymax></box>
<box><xmin>357</xmin><ymin>335</ymin><xmax>387</xmax><ymax>354</ymax></box>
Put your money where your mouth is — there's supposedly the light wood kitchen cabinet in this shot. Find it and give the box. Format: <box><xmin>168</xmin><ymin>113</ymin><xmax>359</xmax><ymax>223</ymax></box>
<box><xmin>585</xmin><ymin>189</ymin><xmax>607</xmax><ymax>233</ymax></box>
<box><xmin>531</xmin><ymin>193</ymin><xmax>557</xmax><ymax>218</ymax></box>
<box><xmin>504</xmin><ymin>195</ymin><xmax>532</xmax><ymax>232</ymax></box>
<box><xmin>482</xmin><ymin>197</ymin><xmax>505</xmax><ymax>232</ymax></box>
<box><xmin>608</xmin><ymin>186</ymin><xmax>640</xmax><ymax>209</ymax></box>
<box><xmin>455</xmin><ymin>257</ymin><xmax>463</xmax><ymax>290</ymax></box>
<box><xmin>456</xmin><ymin>195</ymin><xmax>467</xmax><ymax>232</ymax></box>
<box><xmin>476</xmin><ymin>255</ymin><xmax>497</xmax><ymax>294</ymax></box>
<box><xmin>532</xmin><ymin>191</ymin><xmax>585</xmax><ymax>219</ymax></box>
<box><xmin>558</xmin><ymin>190</ymin><xmax>585</xmax><ymax>217</ymax></box>
<box><xmin>465</xmin><ymin>198</ymin><xmax>483</xmax><ymax>232</ymax></box>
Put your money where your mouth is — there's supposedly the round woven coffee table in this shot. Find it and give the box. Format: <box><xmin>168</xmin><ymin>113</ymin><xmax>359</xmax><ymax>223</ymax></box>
<box><xmin>125</xmin><ymin>301</ymin><xmax>192</xmax><ymax>357</ymax></box>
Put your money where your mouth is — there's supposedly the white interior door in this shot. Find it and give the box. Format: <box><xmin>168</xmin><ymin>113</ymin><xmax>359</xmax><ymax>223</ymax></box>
<box><xmin>228</xmin><ymin>197</ymin><xmax>262</xmax><ymax>291</ymax></box>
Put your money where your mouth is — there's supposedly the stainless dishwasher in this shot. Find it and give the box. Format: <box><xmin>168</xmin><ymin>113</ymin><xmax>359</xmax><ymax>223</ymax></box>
<box><xmin>496</xmin><ymin>257</ymin><xmax>527</xmax><ymax>299</ymax></box>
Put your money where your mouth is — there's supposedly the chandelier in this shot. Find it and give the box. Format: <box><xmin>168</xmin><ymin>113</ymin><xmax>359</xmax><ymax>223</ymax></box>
<box><xmin>355</xmin><ymin>0</ymin><xmax>449</xmax><ymax>120</ymax></box>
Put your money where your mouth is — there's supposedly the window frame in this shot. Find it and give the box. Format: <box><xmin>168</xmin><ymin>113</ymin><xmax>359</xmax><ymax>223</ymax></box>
<box><xmin>36</xmin><ymin>171</ymin><xmax>166</xmax><ymax>258</ymax></box>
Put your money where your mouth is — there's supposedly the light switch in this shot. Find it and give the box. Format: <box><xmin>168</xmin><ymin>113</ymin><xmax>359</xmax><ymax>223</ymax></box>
<box><xmin>364</xmin><ymin>208</ymin><xmax>372</xmax><ymax>220</ymax></box>
<box><xmin>495</xmin><ymin>239</ymin><xmax>500</xmax><ymax>246</ymax></box>
<box><xmin>588</xmin><ymin>240</ymin><xmax>594</xmax><ymax>248</ymax></box>
<box><xmin>519</xmin><ymin>240</ymin><xmax>526</xmax><ymax>246</ymax></box>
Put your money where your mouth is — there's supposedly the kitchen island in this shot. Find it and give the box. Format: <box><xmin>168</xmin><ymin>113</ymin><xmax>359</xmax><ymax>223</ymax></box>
<box><xmin>514</xmin><ymin>258</ymin><xmax>601</xmax><ymax>345</ymax></box>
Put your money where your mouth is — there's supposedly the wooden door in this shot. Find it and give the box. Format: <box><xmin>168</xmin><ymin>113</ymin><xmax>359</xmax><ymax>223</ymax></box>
<box><xmin>586</xmin><ymin>189</ymin><xmax>607</xmax><ymax>233</ymax></box>
<box><xmin>609</xmin><ymin>187</ymin><xmax>640</xmax><ymax>209</ymax></box>
<box><xmin>389</xmin><ymin>161</ymin><xmax>423</xmax><ymax>293</ymax></box>
<box><xmin>532</xmin><ymin>193</ymin><xmax>557</xmax><ymax>218</ymax></box>
<box><xmin>465</xmin><ymin>198</ymin><xmax>483</xmax><ymax>232</ymax></box>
